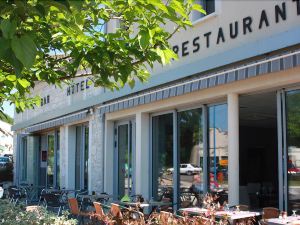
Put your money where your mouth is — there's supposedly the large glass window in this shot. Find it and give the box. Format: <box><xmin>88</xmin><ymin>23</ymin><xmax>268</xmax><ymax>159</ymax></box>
<box><xmin>286</xmin><ymin>90</ymin><xmax>300</xmax><ymax>212</ymax></box>
<box><xmin>55</xmin><ymin>131</ymin><xmax>60</xmax><ymax>188</ymax></box>
<box><xmin>47</xmin><ymin>134</ymin><xmax>55</xmax><ymax>188</ymax></box>
<box><xmin>152</xmin><ymin>113</ymin><xmax>174</xmax><ymax>201</ymax></box>
<box><xmin>21</xmin><ymin>137</ymin><xmax>27</xmax><ymax>181</ymax></box>
<box><xmin>117</xmin><ymin>123</ymin><xmax>132</xmax><ymax>198</ymax></box>
<box><xmin>191</xmin><ymin>0</ymin><xmax>215</xmax><ymax>22</ymax></box>
<box><xmin>178</xmin><ymin>108</ymin><xmax>203</xmax><ymax>206</ymax></box>
<box><xmin>208</xmin><ymin>104</ymin><xmax>228</xmax><ymax>191</ymax></box>
<box><xmin>84</xmin><ymin>127</ymin><xmax>89</xmax><ymax>190</ymax></box>
<box><xmin>75</xmin><ymin>125</ymin><xmax>89</xmax><ymax>190</ymax></box>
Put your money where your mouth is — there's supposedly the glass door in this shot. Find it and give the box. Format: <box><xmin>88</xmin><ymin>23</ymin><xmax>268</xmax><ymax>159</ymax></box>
<box><xmin>285</xmin><ymin>90</ymin><xmax>300</xmax><ymax>212</ymax></box>
<box><xmin>47</xmin><ymin>134</ymin><xmax>55</xmax><ymax>188</ymax></box>
<box><xmin>75</xmin><ymin>124</ymin><xmax>89</xmax><ymax>190</ymax></box>
<box><xmin>152</xmin><ymin>113</ymin><xmax>174</xmax><ymax>201</ymax></box>
<box><xmin>115</xmin><ymin>120</ymin><xmax>135</xmax><ymax>199</ymax></box>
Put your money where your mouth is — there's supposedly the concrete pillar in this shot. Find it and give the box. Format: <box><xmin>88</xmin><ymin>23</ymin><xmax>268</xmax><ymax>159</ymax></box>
<box><xmin>227</xmin><ymin>93</ymin><xmax>239</xmax><ymax>205</ymax></box>
<box><xmin>135</xmin><ymin>112</ymin><xmax>150</xmax><ymax>200</ymax></box>
<box><xmin>66</xmin><ymin>125</ymin><xmax>76</xmax><ymax>189</ymax></box>
<box><xmin>89</xmin><ymin>110</ymin><xmax>104</xmax><ymax>193</ymax></box>
<box><xmin>104</xmin><ymin>120</ymin><xmax>114</xmax><ymax>196</ymax></box>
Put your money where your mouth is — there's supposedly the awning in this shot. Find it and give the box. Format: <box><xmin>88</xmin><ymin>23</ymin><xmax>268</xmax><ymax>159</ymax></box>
<box><xmin>25</xmin><ymin>110</ymin><xmax>89</xmax><ymax>133</ymax></box>
<box><xmin>99</xmin><ymin>48</ymin><xmax>300</xmax><ymax>114</ymax></box>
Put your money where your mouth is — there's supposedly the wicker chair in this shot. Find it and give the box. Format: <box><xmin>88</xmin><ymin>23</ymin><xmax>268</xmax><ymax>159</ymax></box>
<box><xmin>230</xmin><ymin>204</ymin><xmax>249</xmax><ymax>211</ymax></box>
<box><xmin>263</xmin><ymin>207</ymin><xmax>280</xmax><ymax>219</ymax></box>
<box><xmin>262</xmin><ymin>207</ymin><xmax>280</xmax><ymax>224</ymax></box>
<box><xmin>68</xmin><ymin>198</ymin><xmax>93</xmax><ymax>224</ymax></box>
<box><xmin>110</xmin><ymin>203</ymin><xmax>124</xmax><ymax>225</ymax></box>
<box><xmin>93</xmin><ymin>202</ymin><xmax>110</xmax><ymax>223</ymax></box>
<box><xmin>159</xmin><ymin>211</ymin><xmax>174</xmax><ymax>225</ymax></box>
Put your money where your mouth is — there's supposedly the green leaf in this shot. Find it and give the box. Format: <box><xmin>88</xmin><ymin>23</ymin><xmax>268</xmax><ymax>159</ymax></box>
<box><xmin>4</xmin><ymin>48</ymin><xmax>23</xmax><ymax>75</ymax></box>
<box><xmin>148</xmin><ymin>0</ymin><xmax>168</xmax><ymax>13</ymax></box>
<box><xmin>156</xmin><ymin>48</ymin><xmax>178</xmax><ymax>65</ymax></box>
<box><xmin>6</xmin><ymin>75</ymin><xmax>16</xmax><ymax>81</ymax></box>
<box><xmin>128</xmin><ymin>0</ymin><xmax>134</xmax><ymax>6</ymax></box>
<box><xmin>169</xmin><ymin>0</ymin><xmax>187</xmax><ymax>18</ymax></box>
<box><xmin>11</xmin><ymin>35</ymin><xmax>37</xmax><ymax>69</ymax></box>
<box><xmin>192</xmin><ymin>4</ymin><xmax>206</xmax><ymax>15</ymax></box>
<box><xmin>17</xmin><ymin>79</ymin><xmax>31</xmax><ymax>88</ymax></box>
<box><xmin>138</xmin><ymin>30</ymin><xmax>150</xmax><ymax>49</ymax></box>
<box><xmin>0</xmin><ymin>19</ymin><xmax>17</xmax><ymax>39</ymax></box>
<box><xmin>0</xmin><ymin>38</ymin><xmax>10</xmax><ymax>58</ymax></box>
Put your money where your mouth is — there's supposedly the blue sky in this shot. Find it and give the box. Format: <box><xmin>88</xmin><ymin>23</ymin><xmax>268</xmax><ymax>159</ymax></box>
<box><xmin>3</xmin><ymin>101</ymin><xmax>14</xmax><ymax>118</ymax></box>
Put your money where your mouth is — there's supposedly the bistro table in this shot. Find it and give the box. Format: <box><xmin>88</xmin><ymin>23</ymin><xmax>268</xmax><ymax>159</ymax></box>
<box><xmin>179</xmin><ymin>208</ymin><xmax>261</xmax><ymax>224</ymax></box>
<box><xmin>77</xmin><ymin>194</ymin><xmax>113</xmax><ymax>210</ymax></box>
<box><xmin>77</xmin><ymin>194</ymin><xmax>113</xmax><ymax>202</ymax></box>
<box><xmin>267</xmin><ymin>216</ymin><xmax>300</xmax><ymax>225</ymax></box>
<box><xmin>118</xmin><ymin>201</ymin><xmax>150</xmax><ymax>208</ymax></box>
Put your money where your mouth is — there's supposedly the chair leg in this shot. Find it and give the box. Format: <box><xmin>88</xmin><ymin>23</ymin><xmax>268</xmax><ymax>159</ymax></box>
<box><xmin>57</xmin><ymin>206</ymin><xmax>61</xmax><ymax>217</ymax></box>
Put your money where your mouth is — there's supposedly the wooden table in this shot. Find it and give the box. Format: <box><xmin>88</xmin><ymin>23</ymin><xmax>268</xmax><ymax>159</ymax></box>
<box><xmin>267</xmin><ymin>216</ymin><xmax>300</xmax><ymax>225</ymax></box>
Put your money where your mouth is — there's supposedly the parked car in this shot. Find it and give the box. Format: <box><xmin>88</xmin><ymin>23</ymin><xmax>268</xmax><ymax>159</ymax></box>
<box><xmin>288</xmin><ymin>161</ymin><xmax>300</xmax><ymax>174</ymax></box>
<box><xmin>167</xmin><ymin>164</ymin><xmax>202</xmax><ymax>175</ymax></box>
<box><xmin>0</xmin><ymin>157</ymin><xmax>12</xmax><ymax>169</ymax></box>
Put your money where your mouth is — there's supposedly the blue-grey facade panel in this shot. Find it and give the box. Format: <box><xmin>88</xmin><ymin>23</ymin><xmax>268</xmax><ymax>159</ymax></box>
<box><xmin>25</xmin><ymin>110</ymin><xmax>88</xmax><ymax>133</ymax></box>
<box><xmin>98</xmin><ymin>49</ymin><xmax>300</xmax><ymax>115</ymax></box>
<box><xmin>247</xmin><ymin>65</ymin><xmax>257</xmax><ymax>78</ymax></box>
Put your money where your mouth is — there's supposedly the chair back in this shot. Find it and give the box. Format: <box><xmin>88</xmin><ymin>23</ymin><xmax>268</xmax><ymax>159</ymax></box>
<box><xmin>159</xmin><ymin>211</ymin><xmax>173</xmax><ymax>225</ymax></box>
<box><xmin>110</xmin><ymin>203</ymin><xmax>123</xmax><ymax>225</ymax></box>
<box><xmin>68</xmin><ymin>198</ymin><xmax>80</xmax><ymax>215</ymax></box>
<box><xmin>94</xmin><ymin>202</ymin><xmax>105</xmax><ymax>218</ymax></box>
<box><xmin>230</xmin><ymin>204</ymin><xmax>249</xmax><ymax>211</ymax></box>
<box><xmin>43</xmin><ymin>193</ymin><xmax>61</xmax><ymax>207</ymax></box>
<box><xmin>263</xmin><ymin>207</ymin><xmax>280</xmax><ymax>220</ymax></box>
<box><xmin>110</xmin><ymin>203</ymin><xmax>123</xmax><ymax>218</ymax></box>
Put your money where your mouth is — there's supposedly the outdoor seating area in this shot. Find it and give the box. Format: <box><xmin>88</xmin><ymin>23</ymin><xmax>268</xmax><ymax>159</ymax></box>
<box><xmin>2</xmin><ymin>184</ymin><xmax>299</xmax><ymax>225</ymax></box>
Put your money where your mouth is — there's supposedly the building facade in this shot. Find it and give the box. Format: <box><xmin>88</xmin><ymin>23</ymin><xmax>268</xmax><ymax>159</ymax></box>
<box><xmin>13</xmin><ymin>0</ymin><xmax>300</xmax><ymax>212</ymax></box>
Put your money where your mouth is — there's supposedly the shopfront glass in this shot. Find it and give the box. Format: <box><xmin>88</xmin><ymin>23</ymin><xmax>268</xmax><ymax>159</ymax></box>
<box><xmin>47</xmin><ymin>134</ymin><xmax>55</xmax><ymax>187</ymax></box>
<box><xmin>21</xmin><ymin>137</ymin><xmax>27</xmax><ymax>181</ymax></box>
<box><xmin>117</xmin><ymin>123</ymin><xmax>132</xmax><ymax>198</ymax></box>
<box><xmin>55</xmin><ymin>131</ymin><xmax>60</xmax><ymax>188</ymax></box>
<box><xmin>75</xmin><ymin>125</ymin><xmax>89</xmax><ymax>190</ymax></box>
<box><xmin>152</xmin><ymin>113</ymin><xmax>174</xmax><ymax>201</ymax></box>
<box><xmin>286</xmin><ymin>90</ymin><xmax>300</xmax><ymax>211</ymax></box>
<box><xmin>208</xmin><ymin>104</ymin><xmax>228</xmax><ymax>191</ymax></box>
<box><xmin>178</xmin><ymin>108</ymin><xmax>203</xmax><ymax>206</ymax></box>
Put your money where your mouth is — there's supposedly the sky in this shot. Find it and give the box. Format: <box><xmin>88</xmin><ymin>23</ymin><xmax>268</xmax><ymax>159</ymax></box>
<box><xmin>3</xmin><ymin>101</ymin><xmax>14</xmax><ymax>118</ymax></box>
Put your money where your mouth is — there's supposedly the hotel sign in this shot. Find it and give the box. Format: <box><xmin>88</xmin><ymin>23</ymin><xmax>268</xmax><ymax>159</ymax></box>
<box><xmin>66</xmin><ymin>78</ymin><xmax>91</xmax><ymax>96</ymax></box>
<box><xmin>173</xmin><ymin>1</ymin><xmax>300</xmax><ymax>57</ymax></box>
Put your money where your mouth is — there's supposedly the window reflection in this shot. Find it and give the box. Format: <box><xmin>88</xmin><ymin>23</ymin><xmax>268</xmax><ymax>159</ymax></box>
<box><xmin>47</xmin><ymin>134</ymin><xmax>55</xmax><ymax>188</ymax></box>
<box><xmin>118</xmin><ymin>124</ymin><xmax>132</xmax><ymax>198</ymax></box>
<box><xmin>152</xmin><ymin>113</ymin><xmax>174</xmax><ymax>202</ymax></box>
<box><xmin>56</xmin><ymin>131</ymin><xmax>60</xmax><ymax>188</ymax></box>
<box><xmin>286</xmin><ymin>90</ymin><xmax>300</xmax><ymax>212</ymax></box>
<box><xmin>208</xmin><ymin>104</ymin><xmax>228</xmax><ymax>192</ymax></box>
<box><xmin>178</xmin><ymin>108</ymin><xmax>203</xmax><ymax>207</ymax></box>
<box><xmin>75</xmin><ymin>125</ymin><xmax>89</xmax><ymax>190</ymax></box>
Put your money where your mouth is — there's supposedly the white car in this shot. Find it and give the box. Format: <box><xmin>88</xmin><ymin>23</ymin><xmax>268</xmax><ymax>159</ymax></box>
<box><xmin>167</xmin><ymin>164</ymin><xmax>202</xmax><ymax>175</ymax></box>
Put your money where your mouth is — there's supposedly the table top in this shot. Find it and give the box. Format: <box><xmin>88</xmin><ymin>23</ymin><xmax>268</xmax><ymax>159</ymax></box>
<box><xmin>78</xmin><ymin>194</ymin><xmax>113</xmax><ymax>199</ymax></box>
<box><xmin>118</xmin><ymin>201</ymin><xmax>150</xmax><ymax>208</ymax></box>
<box><xmin>267</xmin><ymin>216</ymin><xmax>300</xmax><ymax>225</ymax></box>
<box><xmin>116</xmin><ymin>200</ymin><xmax>171</xmax><ymax>207</ymax></box>
<box><xmin>180</xmin><ymin>208</ymin><xmax>261</xmax><ymax>220</ymax></box>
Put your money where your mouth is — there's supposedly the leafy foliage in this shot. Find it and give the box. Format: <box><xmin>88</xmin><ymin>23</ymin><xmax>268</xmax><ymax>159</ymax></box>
<box><xmin>0</xmin><ymin>0</ymin><xmax>204</xmax><ymax>113</ymax></box>
<box><xmin>0</xmin><ymin>200</ymin><xmax>77</xmax><ymax>225</ymax></box>
<box><xmin>0</xmin><ymin>110</ymin><xmax>13</xmax><ymax>124</ymax></box>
